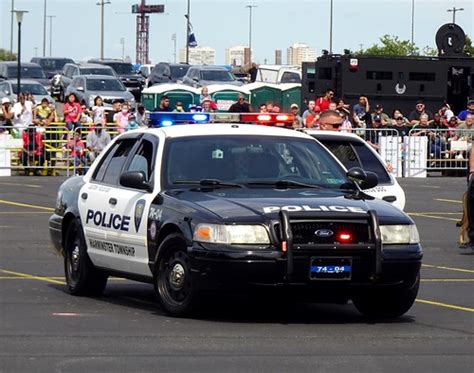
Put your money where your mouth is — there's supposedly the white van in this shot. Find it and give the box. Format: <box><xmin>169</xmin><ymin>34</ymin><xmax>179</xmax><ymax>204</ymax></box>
<box><xmin>256</xmin><ymin>65</ymin><xmax>302</xmax><ymax>84</ymax></box>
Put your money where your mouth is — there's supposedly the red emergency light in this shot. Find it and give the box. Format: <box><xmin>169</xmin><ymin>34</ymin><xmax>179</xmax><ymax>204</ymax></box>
<box><xmin>337</xmin><ymin>232</ymin><xmax>353</xmax><ymax>243</ymax></box>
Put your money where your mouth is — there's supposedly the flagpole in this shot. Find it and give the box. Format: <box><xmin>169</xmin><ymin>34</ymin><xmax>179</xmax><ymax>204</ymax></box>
<box><xmin>185</xmin><ymin>0</ymin><xmax>190</xmax><ymax>64</ymax></box>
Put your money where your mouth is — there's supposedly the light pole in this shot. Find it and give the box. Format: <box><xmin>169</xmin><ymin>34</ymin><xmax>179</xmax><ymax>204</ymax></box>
<box><xmin>245</xmin><ymin>5</ymin><xmax>257</xmax><ymax>66</ymax></box>
<box><xmin>46</xmin><ymin>15</ymin><xmax>56</xmax><ymax>56</ymax></box>
<box><xmin>10</xmin><ymin>0</ymin><xmax>15</xmax><ymax>54</ymax></box>
<box><xmin>34</xmin><ymin>47</ymin><xmax>38</xmax><ymax>57</ymax></box>
<box><xmin>172</xmin><ymin>34</ymin><xmax>177</xmax><ymax>63</ymax></box>
<box><xmin>12</xmin><ymin>9</ymin><xmax>28</xmax><ymax>99</ymax></box>
<box><xmin>411</xmin><ymin>0</ymin><xmax>415</xmax><ymax>45</ymax></box>
<box><xmin>97</xmin><ymin>0</ymin><xmax>111</xmax><ymax>60</ymax></box>
<box><xmin>329</xmin><ymin>0</ymin><xmax>333</xmax><ymax>54</ymax></box>
<box><xmin>447</xmin><ymin>7</ymin><xmax>464</xmax><ymax>24</ymax></box>
<box><xmin>120</xmin><ymin>37</ymin><xmax>125</xmax><ymax>60</ymax></box>
<box><xmin>185</xmin><ymin>0</ymin><xmax>190</xmax><ymax>64</ymax></box>
<box><xmin>43</xmin><ymin>0</ymin><xmax>47</xmax><ymax>56</ymax></box>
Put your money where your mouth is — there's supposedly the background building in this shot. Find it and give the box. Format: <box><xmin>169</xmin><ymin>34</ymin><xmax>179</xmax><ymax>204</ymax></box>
<box><xmin>287</xmin><ymin>43</ymin><xmax>316</xmax><ymax>65</ymax></box>
<box><xmin>225</xmin><ymin>45</ymin><xmax>250</xmax><ymax>66</ymax></box>
<box><xmin>179</xmin><ymin>46</ymin><xmax>215</xmax><ymax>65</ymax></box>
<box><xmin>275</xmin><ymin>50</ymin><xmax>282</xmax><ymax>65</ymax></box>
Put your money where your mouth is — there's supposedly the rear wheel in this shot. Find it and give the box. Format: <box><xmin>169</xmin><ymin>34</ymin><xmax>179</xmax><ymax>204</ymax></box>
<box><xmin>154</xmin><ymin>234</ymin><xmax>198</xmax><ymax>317</ymax></box>
<box><xmin>352</xmin><ymin>275</ymin><xmax>420</xmax><ymax>319</ymax></box>
<box><xmin>64</xmin><ymin>219</ymin><xmax>108</xmax><ymax>296</ymax></box>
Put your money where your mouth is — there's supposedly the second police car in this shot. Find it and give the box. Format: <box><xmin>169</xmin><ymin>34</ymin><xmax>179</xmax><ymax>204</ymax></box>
<box><xmin>49</xmin><ymin>113</ymin><xmax>422</xmax><ymax>318</ymax></box>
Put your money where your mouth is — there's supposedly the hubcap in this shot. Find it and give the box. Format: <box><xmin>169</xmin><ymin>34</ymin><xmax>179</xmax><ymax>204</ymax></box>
<box><xmin>71</xmin><ymin>245</ymin><xmax>80</xmax><ymax>272</ymax></box>
<box><xmin>169</xmin><ymin>263</ymin><xmax>185</xmax><ymax>290</ymax></box>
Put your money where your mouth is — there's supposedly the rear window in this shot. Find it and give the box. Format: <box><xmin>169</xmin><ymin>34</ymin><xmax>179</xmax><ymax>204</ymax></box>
<box><xmin>81</xmin><ymin>68</ymin><xmax>115</xmax><ymax>76</ymax></box>
<box><xmin>7</xmin><ymin>66</ymin><xmax>46</xmax><ymax>79</ymax></box>
<box><xmin>200</xmin><ymin>70</ymin><xmax>234</xmax><ymax>82</ymax></box>
<box><xmin>37</xmin><ymin>59</ymin><xmax>73</xmax><ymax>71</ymax></box>
<box><xmin>170</xmin><ymin>66</ymin><xmax>190</xmax><ymax>78</ymax></box>
<box><xmin>317</xmin><ymin>139</ymin><xmax>391</xmax><ymax>184</ymax></box>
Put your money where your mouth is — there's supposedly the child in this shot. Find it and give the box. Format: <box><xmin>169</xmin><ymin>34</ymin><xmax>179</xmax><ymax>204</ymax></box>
<box><xmin>92</xmin><ymin>96</ymin><xmax>106</xmax><ymax>125</ymax></box>
<box><xmin>67</xmin><ymin>129</ymin><xmax>87</xmax><ymax>174</ymax></box>
<box><xmin>126</xmin><ymin>115</ymin><xmax>140</xmax><ymax>131</ymax></box>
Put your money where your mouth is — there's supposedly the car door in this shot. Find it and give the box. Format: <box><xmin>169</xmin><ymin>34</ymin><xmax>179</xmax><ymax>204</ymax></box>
<box><xmin>78</xmin><ymin>133</ymin><xmax>159</xmax><ymax>276</ymax></box>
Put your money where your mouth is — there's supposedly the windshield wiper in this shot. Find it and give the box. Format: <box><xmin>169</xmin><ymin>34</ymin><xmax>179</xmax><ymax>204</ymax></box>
<box><xmin>172</xmin><ymin>179</ymin><xmax>245</xmax><ymax>189</ymax></box>
<box><xmin>246</xmin><ymin>180</ymin><xmax>321</xmax><ymax>189</ymax></box>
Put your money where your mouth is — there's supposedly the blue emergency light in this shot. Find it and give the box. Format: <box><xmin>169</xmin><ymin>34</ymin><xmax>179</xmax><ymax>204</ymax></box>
<box><xmin>149</xmin><ymin>112</ymin><xmax>211</xmax><ymax>127</ymax></box>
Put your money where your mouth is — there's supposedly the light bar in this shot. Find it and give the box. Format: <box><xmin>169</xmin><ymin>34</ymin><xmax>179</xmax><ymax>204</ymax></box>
<box><xmin>148</xmin><ymin>112</ymin><xmax>295</xmax><ymax>128</ymax></box>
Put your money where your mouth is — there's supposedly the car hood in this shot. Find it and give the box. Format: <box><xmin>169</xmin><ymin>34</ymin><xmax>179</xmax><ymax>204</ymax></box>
<box><xmin>118</xmin><ymin>74</ymin><xmax>143</xmax><ymax>81</ymax></box>
<box><xmin>167</xmin><ymin>188</ymin><xmax>412</xmax><ymax>224</ymax></box>
<box><xmin>199</xmin><ymin>79</ymin><xmax>243</xmax><ymax>87</ymax></box>
<box><xmin>86</xmin><ymin>90</ymin><xmax>133</xmax><ymax>99</ymax></box>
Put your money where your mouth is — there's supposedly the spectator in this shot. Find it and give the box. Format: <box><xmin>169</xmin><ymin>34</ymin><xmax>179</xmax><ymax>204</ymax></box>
<box><xmin>154</xmin><ymin>95</ymin><xmax>172</xmax><ymax>112</ymax></box>
<box><xmin>92</xmin><ymin>96</ymin><xmax>106</xmax><ymax>125</ymax></box>
<box><xmin>106</xmin><ymin>99</ymin><xmax>122</xmax><ymax>123</ymax></box>
<box><xmin>259</xmin><ymin>103</ymin><xmax>267</xmax><ymax>113</ymax></box>
<box><xmin>439</xmin><ymin>104</ymin><xmax>454</xmax><ymax>124</ymax></box>
<box><xmin>272</xmin><ymin>104</ymin><xmax>281</xmax><ymax>113</ymax></box>
<box><xmin>135</xmin><ymin>105</ymin><xmax>148</xmax><ymax>126</ymax></box>
<box><xmin>454</xmin><ymin>113</ymin><xmax>474</xmax><ymax>141</ymax></box>
<box><xmin>412</xmin><ymin>113</ymin><xmax>444</xmax><ymax>159</ymax></box>
<box><xmin>173</xmin><ymin>101</ymin><xmax>185</xmax><ymax>112</ymax></box>
<box><xmin>336</xmin><ymin>98</ymin><xmax>351</xmax><ymax>116</ymax></box>
<box><xmin>408</xmin><ymin>100</ymin><xmax>433</xmax><ymax>125</ymax></box>
<box><xmin>114</xmin><ymin>102</ymin><xmax>131</xmax><ymax>133</ymax></box>
<box><xmin>366</xmin><ymin>115</ymin><xmax>386</xmax><ymax>151</ymax></box>
<box><xmin>126</xmin><ymin>114</ymin><xmax>140</xmax><ymax>131</ymax></box>
<box><xmin>33</xmin><ymin>98</ymin><xmax>54</xmax><ymax>127</ymax></box>
<box><xmin>0</xmin><ymin>98</ymin><xmax>14</xmax><ymax>133</ymax></box>
<box><xmin>316</xmin><ymin>88</ymin><xmax>334</xmax><ymax>112</ymax></box>
<box><xmin>371</xmin><ymin>105</ymin><xmax>390</xmax><ymax>126</ymax></box>
<box><xmin>431</xmin><ymin>113</ymin><xmax>448</xmax><ymax>130</ymax></box>
<box><xmin>199</xmin><ymin>86</ymin><xmax>218</xmax><ymax>111</ymax></box>
<box><xmin>80</xmin><ymin>103</ymin><xmax>93</xmax><ymax>129</ymax></box>
<box><xmin>352</xmin><ymin>96</ymin><xmax>371</xmax><ymax>128</ymax></box>
<box><xmin>26</xmin><ymin>92</ymin><xmax>35</xmax><ymax>106</ymax></box>
<box><xmin>290</xmin><ymin>104</ymin><xmax>303</xmax><ymax>129</ymax></box>
<box><xmin>302</xmin><ymin>100</ymin><xmax>319</xmax><ymax>128</ymax></box>
<box><xmin>446</xmin><ymin>115</ymin><xmax>459</xmax><ymax>137</ymax></box>
<box><xmin>12</xmin><ymin>93</ymin><xmax>34</xmax><ymax>134</ymax></box>
<box><xmin>228</xmin><ymin>94</ymin><xmax>251</xmax><ymax>113</ymax></box>
<box><xmin>265</xmin><ymin>101</ymin><xmax>275</xmax><ymax>113</ymax></box>
<box><xmin>339</xmin><ymin>111</ymin><xmax>353</xmax><ymax>133</ymax></box>
<box><xmin>390</xmin><ymin>108</ymin><xmax>409</xmax><ymax>126</ymax></box>
<box><xmin>328</xmin><ymin>102</ymin><xmax>338</xmax><ymax>111</ymax></box>
<box><xmin>390</xmin><ymin>114</ymin><xmax>410</xmax><ymax>137</ymax></box>
<box><xmin>86</xmin><ymin>122</ymin><xmax>111</xmax><ymax>162</ymax></box>
<box><xmin>202</xmin><ymin>99</ymin><xmax>215</xmax><ymax>113</ymax></box>
<box><xmin>248</xmin><ymin>62</ymin><xmax>258</xmax><ymax>83</ymax></box>
<box><xmin>63</xmin><ymin>93</ymin><xmax>82</xmax><ymax>131</ymax></box>
<box><xmin>458</xmin><ymin>100</ymin><xmax>474</xmax><ymax>121</ymax></box>
<box><xmin>319</xmin><ymin>110</ymin><xmax>343</xmax><ymax>131</ymax></box>
<box><xmin>21</xmin><ymin>125</ymin><xmax>44</xmax><ymax>175</ymax></box>
<box><xmin>67</xmin><ymin>129</ymin><xmax>87</xmax><ymax>172</ymax></box>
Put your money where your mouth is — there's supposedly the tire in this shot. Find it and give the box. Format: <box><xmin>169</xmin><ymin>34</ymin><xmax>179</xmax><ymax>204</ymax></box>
<box><xmin>64</xmin><ymin>219</ymin><xmax>108</xmax><ymax>296</ymax></box>
<box><xmin>352</xmin><ymin>275</ymin><xmax>420</xmax><ymax>319</ymax></box>
<box><xmin>154</xmin><ymin>234</ymin><xmax>198</xmax><ymax>317</ymax></box>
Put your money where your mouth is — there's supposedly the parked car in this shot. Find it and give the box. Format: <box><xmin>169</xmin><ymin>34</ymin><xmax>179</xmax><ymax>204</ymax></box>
<box><xmin>0</xmin><ymin>62</ymin><xmax>51</xmax><ymax>93</ymax></box>
<box><xmin>182</xmin><ymin>65</ymin><xmax>243</xmax><ymax>88</ymax></box>
<box><xmin>256</xmin><ymin>64</ymin><xmax>302</xmax><ymax>84</ymax></box>
<box><xmin>147</xmin><ymin>63</ymin><xmax>190</xmax><ymax>87</ymax></box>
<box><xmin>88</xmin><ymin>59</ymin><xmax>145</xmax><ymax>101</ymax></box>
<box><xmin>304</xmin><ymin>130</ymin><xmax>406</xmax><ymax>210</ymax></box>
<box><xmin>138</xmin><ymin>64</ymin><xmax>154</xmax><ymax>79</ymax></box>
<box><xmin>64</xmin><ymin>75</ymin><xmax>135</xmax><ymax>109</ymax></box>
<box><xmin>55</xmin><ymin>62</ymin><xmax>116</xmax><ymax>101</ymax></box>
<box><xmin>30</xmin><ymin>57</ymin><xmax>74</xmax><ymax>79</ymax></box>
<box><xmin>0</xmin><ymin>79</ymin><xmax>55</xmax><ymax>106</ymax></box>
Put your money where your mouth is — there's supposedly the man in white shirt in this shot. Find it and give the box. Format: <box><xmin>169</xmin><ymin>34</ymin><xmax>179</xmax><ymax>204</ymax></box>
<box><xmin>12</xmin><ymin>93</ymin><xmax>34</xmax><ymax>133</ymax></box>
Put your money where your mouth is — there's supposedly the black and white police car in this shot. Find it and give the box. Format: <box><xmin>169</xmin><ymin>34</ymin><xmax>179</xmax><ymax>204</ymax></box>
<box><xmin>49</xmin><ymin>113</ymin><xmax>422</xmax><ymax>318</ymax></box>
<box><xmin>303</xmin><ymin>130</ymin><xmax>406</xmax><ymax>210</ymax></box>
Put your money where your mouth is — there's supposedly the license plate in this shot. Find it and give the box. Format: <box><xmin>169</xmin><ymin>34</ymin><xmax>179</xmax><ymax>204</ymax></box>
<box><xmin>310</xmin><ymin>257</ymin><xmax>352</xmax><ymax>280</ymax></box>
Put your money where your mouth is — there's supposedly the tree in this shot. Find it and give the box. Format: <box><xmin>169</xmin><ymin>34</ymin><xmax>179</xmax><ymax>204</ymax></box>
<box><xmin>356</xmin><ymin>35</ymin><xmax>419</xmax><ymax>57</ymax></box>
<box><xmin>0</xmin><ymin>49</ymin><xmax>17</xmax><ymax>61</ymax></box>
<box><xmin>465</xmin><ymin>35</ymin><xmax>474</xmax><ymax>56</ymax></box>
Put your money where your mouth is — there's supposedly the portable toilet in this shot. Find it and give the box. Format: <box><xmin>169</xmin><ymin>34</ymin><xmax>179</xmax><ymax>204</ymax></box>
<box><xmin>246</xmin><ymin>82</ymin><xmax>283</xmax><ymax>110</ymax></box>
<box><xmin>140</xmin><ymin>84</ymin><xmax>200</xmax><ymax>111</ymax></box>
<box><xmin>280</xmin><ymin>83</ymin><xmax>302</xmax><ymax>112</ymax></box>
<box><xmin>206</xmin><ymin>85</ymin><xmax>251</xmax><ymax>112</ymax></box>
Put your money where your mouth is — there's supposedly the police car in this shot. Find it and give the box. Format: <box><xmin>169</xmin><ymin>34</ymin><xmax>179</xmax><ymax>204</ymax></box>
<box><xmin>49</xmin><ymin>113</ymin><xmax>422</xmax><ymax>318</ymax></box>
<box><xmin>303</xmin><ymin>130</ymin><xmax>406</xmax><ymax>210</ymax></box>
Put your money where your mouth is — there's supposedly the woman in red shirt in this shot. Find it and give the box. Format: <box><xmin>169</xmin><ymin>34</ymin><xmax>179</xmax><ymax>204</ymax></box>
<box><xmin>63</xmin><ymin>93</ymin><xmax>82</xmax><ymax>131</ymax></box>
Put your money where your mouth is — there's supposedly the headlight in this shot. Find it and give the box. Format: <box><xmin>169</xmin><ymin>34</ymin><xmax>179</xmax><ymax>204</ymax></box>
<box><xmin>380</xmin><ymin>225</ymin><xmax>420</xmax><ymax>244</ymax></box>
<box><xmin>193</xmin><ymin>224</ymin><xmax>270</xmax><ymax>245</ymax></box>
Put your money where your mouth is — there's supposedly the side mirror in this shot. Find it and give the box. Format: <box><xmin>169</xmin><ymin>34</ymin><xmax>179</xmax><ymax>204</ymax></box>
<box><xmin>120</xmin><ymin>170</ymin><xmax>152</xmax><ymax>192</ymax></box>
<box><xmin>346</xmin><ymin>167</ymin><xmax>378</xmax><ymax>190</ymax></box>
<box><xmin>77</xmin><ymin>86</ymin><xmax>84</xmax><ymax>92</ymax></box>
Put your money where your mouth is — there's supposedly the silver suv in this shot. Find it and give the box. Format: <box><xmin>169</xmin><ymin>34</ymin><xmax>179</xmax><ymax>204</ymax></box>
<box><xmin>182</xmin><ymin>66</ymin><xmax>243</xmax><ymax>88</ymax></box>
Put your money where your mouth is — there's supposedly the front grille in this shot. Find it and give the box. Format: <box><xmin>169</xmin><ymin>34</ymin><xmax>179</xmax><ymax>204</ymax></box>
<box><xmin>103</xmin><ymin>98</ymin><xmax>124</xmax><ymax>105</ymax></box>
<box><xmin>122</xmin><ymin>79</ymin><xmax>141</xmax><ymax>88</ymax></box>
<box><xmin>275</xmin><ymin>221</ymin><xmax>371</xmax><ymax>245</ymax></box>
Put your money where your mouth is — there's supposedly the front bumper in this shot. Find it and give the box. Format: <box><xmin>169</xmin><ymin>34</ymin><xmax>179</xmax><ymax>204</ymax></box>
<box><xmin>49</xmin><ymin>213</ymin><xmax>63</xmax><ymax>255</ymax></box>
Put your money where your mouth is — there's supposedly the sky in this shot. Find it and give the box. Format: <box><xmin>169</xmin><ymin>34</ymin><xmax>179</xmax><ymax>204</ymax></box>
<box><xmin>1</xmin><ymin>0</ymin><xmax>473</xmax><ymax>65</ymax></box>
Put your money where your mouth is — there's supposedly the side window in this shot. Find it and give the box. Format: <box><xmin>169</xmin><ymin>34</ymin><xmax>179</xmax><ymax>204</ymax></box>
<box><xmin>124</xmin><ymin>139</ymin><xmax>156</xmax><ymax>183</ymax></box>
<box><xmin>93</xmin><ymin>139</ymin><xmax>137</xmax><ymax>185</ymax></box>
<box><xmin>321</xmin><ymin>141</ymin><xmax>361</xmax><ymax>170</ymax></box>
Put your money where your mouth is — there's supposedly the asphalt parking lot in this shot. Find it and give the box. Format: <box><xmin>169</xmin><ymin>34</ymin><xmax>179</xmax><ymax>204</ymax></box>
<box><xmin>0</xmin><ymin>176</ymin><xmax>473</xmax><ymax>372</ymax></box>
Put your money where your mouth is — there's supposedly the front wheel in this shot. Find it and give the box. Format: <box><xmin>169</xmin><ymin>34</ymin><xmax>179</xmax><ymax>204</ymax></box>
<box><xmin>352</xmin><ymin>275</ymin><xmax>420</xmax><ymax>319</ymax></box>
<box><xmin>64</xmin><ymin>219</ymin><xmax>108</xmax><ymax>296</ymax></box>
<box><xmin>154</xmin><ymin>234</ymin><xmax>198</xmax><ymax>317</ymax></box>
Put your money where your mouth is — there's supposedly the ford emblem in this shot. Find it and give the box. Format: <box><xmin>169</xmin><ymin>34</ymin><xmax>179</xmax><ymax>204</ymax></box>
<box><xmin>315</xmin><ymin>229</ymin><xmax>334</xmax><ymax>237</ymax></box>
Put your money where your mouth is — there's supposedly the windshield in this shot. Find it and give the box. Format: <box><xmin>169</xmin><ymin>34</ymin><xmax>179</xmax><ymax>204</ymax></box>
<box><xmin>81</xmin><ymin>68</ymin><xmax>115</xmax><ymax>76</ymax></box>
<box><xmin>170</xmin><ymin>65</ymin><xmax>190</xmax><ymax>78</ymax></box>
<box><xmin>200</xmin><ymin>70</ymin><xmax>235</xmax><ymax>82</ymax></box>
<box><xmin>38</xmin><ymin>59</ymin><xmax>73</xmax><ymax>71</ymax></box>
<box><xmin>86</xmin><ymin>79</ymin><xmax>125</xmax><ymax>92</ymax></box>
<box><xmin>164</xmin><ymin>136</ymin><xmax>348</xmax><ymax>188</ymax></box>
<box><xmin>7</xmin><ymin>66</ymin><xmax>46</xmax><ymax>79</ymax></box>
<box><xmin>318</xmin><ymin>139</ymin><xmax>391</xmax><ymax>184</ymax></box>
<box><xmin>12</xmin><ymin>83</ymin><xmax>48</xmax><ymax>95</ymax></box>
<box><xmin>106</xmin><ymin>63</ymin><xmax>134</xmax><ymax>75</ymax></box>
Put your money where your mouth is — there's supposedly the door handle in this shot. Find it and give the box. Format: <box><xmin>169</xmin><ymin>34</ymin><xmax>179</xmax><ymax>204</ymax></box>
<box><xmin>81</xmin><ymin>192</ymin><xmax>88</xmax><ymax>200</ymax></box>
<box><xmin>109</xmin><ymin>198</ymin><xmax>117</xmax><ymax>206</ymax></box>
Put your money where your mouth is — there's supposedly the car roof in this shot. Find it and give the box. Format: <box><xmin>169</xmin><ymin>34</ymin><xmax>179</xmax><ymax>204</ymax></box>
<box><xmin>89</xmin><ymin>59</ymin><xmax>131</xmax><ymax>64</ymax></box>
<box><xmin>190</xmin><ymin>65</ymin><xmax>229</xmax><ymax>71</ymax></box>
<box><xmin>79</xmin><ymin>74</ymin><xmax>119</xmax><ymax>80</ymax></box>
<box><xmin>78</xmin><ymin>63</ymin><xmax>114</xmax><ymax>69</ymax></box>
<box><xmin>128</xmin><ymin>123</ymin><xmax>316</xmax><ymax>140</ymax></box>
<box><xmin>304</xmin><ymin>130</ymin><xmax>366</xmax><ymax>143</ymax></box>
<box><xmin>31</xmin><ymin>57</ymin><xmax>73</xmax><ymax>61</ymax></box>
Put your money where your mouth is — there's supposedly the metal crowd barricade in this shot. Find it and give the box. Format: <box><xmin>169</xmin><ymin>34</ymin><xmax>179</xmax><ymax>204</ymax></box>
<box><xmin>405</xmin><ymin>128</ymin><xmax>473</xmax><ymax>177</ymax></box>
<box><xmin>0</xmin><ymin>123</ymin><xmax>123</xmax><ymax>177</ymax></box>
